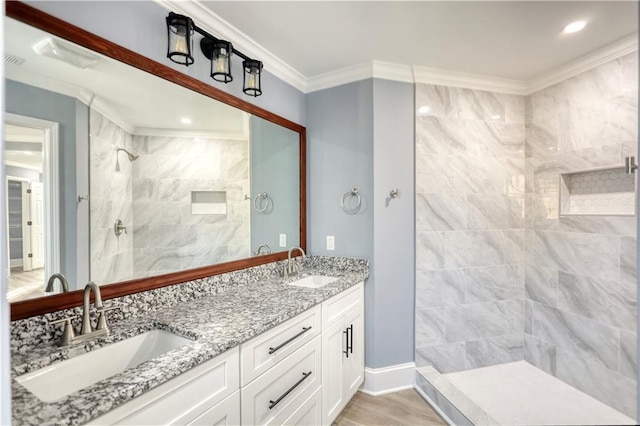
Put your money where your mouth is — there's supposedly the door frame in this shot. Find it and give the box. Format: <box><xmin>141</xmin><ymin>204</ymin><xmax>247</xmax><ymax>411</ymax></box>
<box><xmin>4</xmin><ymin>113</ymin><xmax>60</xmax><ymax>281</ymax></box>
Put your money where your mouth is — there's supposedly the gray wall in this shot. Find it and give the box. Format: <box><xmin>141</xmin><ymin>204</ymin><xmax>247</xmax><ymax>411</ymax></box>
<box><xmin>5</xmin><ymin>79</ymin><xmax>85</xmax><ymax>287</ymax></box>
<box><xmin>306</xmin><ymin>79</ymin><xmax>415</xmax><ymax>369</ymax></box>
<box><xmin>250</xmin><ymin>116</ymin><xmax>300</xmax><ymax>253</ymax></box>
<box><xmin>27</xmin><ymin>1</ymin><xmax>306</xmax><ymax>126</ymax></box>
<box><xmin>371</xmin><ymin>79</ymin><xmax>415</xmax><ymax>367</ymax></box>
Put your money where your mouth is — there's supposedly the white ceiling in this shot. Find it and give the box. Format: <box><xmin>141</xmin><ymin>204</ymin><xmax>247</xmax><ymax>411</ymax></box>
<box><xmin>4</xmin><ymin>17</ymin><xmax>245</xmax><ymax>135</ymax></box>
<box><xmin>203</xmin><ymin>1</ymin><xmax>637</xmax><ymax>81</ymax></box>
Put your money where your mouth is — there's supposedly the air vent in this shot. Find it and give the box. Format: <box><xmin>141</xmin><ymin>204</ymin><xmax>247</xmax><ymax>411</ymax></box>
<box><xmin>33</xmin><ymin>38</ymin><xmax>101</xmax><ymax>69</ymax></box>
<box><xmin>4</xmin><ymin>53</ymin><xmax>25</xmax><ymax>66</ymax></box>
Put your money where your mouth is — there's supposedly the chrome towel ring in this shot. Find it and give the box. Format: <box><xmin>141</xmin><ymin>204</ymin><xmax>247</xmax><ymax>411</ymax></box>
<box><xmin>341</xmin><ymin>187</ymin><xmax>361</xmax><ymax>214</ymax></box>
<box><xmin>254</xmin><ymin>192</ymin><xmax>272</xmax><ymax>213</ymax></box>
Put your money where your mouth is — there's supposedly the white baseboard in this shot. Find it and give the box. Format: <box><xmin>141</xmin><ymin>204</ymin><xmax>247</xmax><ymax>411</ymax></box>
<box><xmin>360</xmin><ymin>362</ymin><xmax>416</xmax><ymax>396</ymax></box>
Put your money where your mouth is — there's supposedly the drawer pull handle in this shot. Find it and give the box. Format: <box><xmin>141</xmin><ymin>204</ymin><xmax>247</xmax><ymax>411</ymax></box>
<box><xmin>269</xmin><ymin>371</ymin><xmax>312</xmax><ymax>410</ymax></box>
<box><xmin>268</xmin><ymin>326</ymin><xmax>312</xmax><ymax>355</ymax></box>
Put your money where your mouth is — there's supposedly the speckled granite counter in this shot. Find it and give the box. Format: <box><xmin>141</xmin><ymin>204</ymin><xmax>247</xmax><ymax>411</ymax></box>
<box><xmin>10</xmin><ymin>256</ymin><xmax>368</xmax><ymax>426</ymax></box>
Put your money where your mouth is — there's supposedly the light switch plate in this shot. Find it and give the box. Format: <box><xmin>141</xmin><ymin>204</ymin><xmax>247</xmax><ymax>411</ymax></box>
<box><xmin>326</xmin><ymin>235</ymin><xmax>335</xmax><ymax>251</ymax></box>
<box><xmin>279</xmin><ymin>234</ymin><xmax>287</xmax><ymax>247</ymax></box>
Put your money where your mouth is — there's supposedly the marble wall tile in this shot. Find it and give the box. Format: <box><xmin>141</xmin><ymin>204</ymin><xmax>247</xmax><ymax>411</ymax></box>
<box><xmin>415</xmin><ymin>84</ymin><xmax>448</xmax><ymax>118</ymax></box>
<box><xmin>621</xmin><ymin>236</ymin><xmax>638</xmax><ymax>285</ymax></box>
<box><xmin>524</xmin><ymin>265</ymin><xmax>558</xmax><ymax>307</ymax></box>
<box><xmin>416</xmin><ymin>342</ymin><xmax>466</xmax><ymax>373</ymax></box>
<box><xmin>416</xmin><ymin>232</ymin><xmax>445</xmax><ymax>271</ymax></box>
<box><xmin>465</xmin><ymin>334</ymin><xmax>524</xmax><ymax>369</ymax></box>
<box><xmin>467</xmin><ymin>194</ymin><xmax>523</xmax><ymax>230</ymax></box>
<box><xmin>504</xmin><ymin>94</ymin><xmax>525</xmax><ymax>124</ymax></box>
<box><xmin>557</xmin><ymin>271</ymin><xmax>636</xmax><ymax>331</ymax></box>
<box><xmin>415</xmin><ymin>154</ymin><xmax>470</xmax><ymax>194</ymax></box>
<box><xmin>524</xmin><ymin>300</ymin><xmax>533</xmax><ymax>334</ymax></box>
<box><xmin>465</xmin><ymin>121</ymin><xmax>524</xmax><ymax>159</ymax></box>
<box><xmin>445</xmin><ymin>300</ymin><xmax>523</xmax><ymax>342</ymax></box>
<box><xmin>559</xmin><ymin>215</ymin><xmax>636</xmax><ymax>237</ymax></box>
<box><xmin>416</xmin><ymin>116</ymin><xmax>467</xmax><ymax>155</ymax></box>
<box><xmin>524</xmin><ymin>334</ymin><xmax>557</xmax><ymax>376</ymax></box>
<box><xmin>525</xmin><ymin>194</ymin><xmax>559</xmax><ymax>231</ymax></box>
<box><xmin>620</xmin><ymin>330</ymin><xmax>638</xmax><ymax>380</ymax></box>
<box><xmin>556</xmin><ymin>349</ymin><xmax>637</xmax><ymax>419</ymax></box>
<box><xmin>444</xmin><ymin>230</ymin><xmax>505</xmax><ymax>268</ymax></box>
<box><xmin>501</xmin><ymin>229</ymin><xmax>525</xmax><ymax>264</ymax></box>
<box><xmin>416</xmin><ymin>193</ymin><xmax>467</xmax><ymax>231</ymax></box>
<box><xmin>465</xmin><ymin>265</ymin><xmax>524</xmax><ymax>303</ymax></box>
<box><xmin>525</xmin><ymin>117</ymin><xmax>558</xmax><ymax>158</ymax></box>
<box><xmin>526</xmin><ymin>230</ymin><xmax>620</xmax><ymax>280</ymax></box>
<box><xmin>416</xmin><ymin>269</ymin><xmax>467</xmax><ymax>308</ymax></box>
<box><xmin>530</xmin><ymin>301</ymin><xmax>620</xmax><ymax>372</ymax></box>
<box><xmin>416</xmin><ymin>308</ymin><xmax>446</xmax><ymax>347</ymax></box>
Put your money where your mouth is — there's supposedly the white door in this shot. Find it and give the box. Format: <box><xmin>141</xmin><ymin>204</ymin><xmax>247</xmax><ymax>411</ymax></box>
<box><xmin>21</xmin><ymin>182</ymin><xmax>32</xmax><ymax>271</ymax></box>
<box><xmin>29</xmin><ymin>182</ymin><xmax>45</xmax><ymax>269</ymax></box>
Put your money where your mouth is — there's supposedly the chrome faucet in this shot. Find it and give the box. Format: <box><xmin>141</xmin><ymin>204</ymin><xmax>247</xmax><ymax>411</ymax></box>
<box><xmin>50</xmin><ymin>282</ymin><xmax>117</xmax><ymax>346</ymax></box>
<box><xmin>254</xmin><ymin>243</ymin><xmax>272</xmax><ymax>255</ymax></box>
<box><xmin>45</xmin><ymin>273</ymin><xmax>69</xmax><ymax>293</ymax></box>
<box><xmin>283</xmin><ymin>247</ymin><xmax>306</xmax><ymax>277</ymax></box>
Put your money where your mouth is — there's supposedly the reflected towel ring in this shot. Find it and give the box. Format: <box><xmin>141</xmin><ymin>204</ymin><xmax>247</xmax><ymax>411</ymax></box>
<box><xmin>341</xmin><ymin>187</ymin><xmax>361</xmax><ymax>214</ymax></box>
<box><xmin>254</xmin><ymin>192</ymin><xmax>271</xmax><ymax>213</ymax></box>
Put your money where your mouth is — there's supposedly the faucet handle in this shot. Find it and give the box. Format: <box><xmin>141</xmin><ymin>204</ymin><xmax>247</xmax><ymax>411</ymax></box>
<box><xmin>95</xmin><ymin>306</ymin><xmax>119</xmax><ymax>332</ymax></box>
<box><xmin>50</xmin><ymin>316</ymin><xmax>77</xmax><ymax>347</ymax></box>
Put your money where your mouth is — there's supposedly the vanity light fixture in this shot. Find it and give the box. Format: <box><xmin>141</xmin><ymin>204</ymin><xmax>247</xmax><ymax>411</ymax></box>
<box><xmin>166</xmin><ymin>12</ymin><xmax>264</xmax><ymax>97</ymax></box>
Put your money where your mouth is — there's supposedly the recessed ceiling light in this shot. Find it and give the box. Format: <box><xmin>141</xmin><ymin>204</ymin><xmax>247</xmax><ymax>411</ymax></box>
<box><xmin>417</xmin><ymin>106</ymin><xmax>431</xmax><ymax>116</ymax></box>
<box><xmin>181</xmin><ymin>117</ymin><xmax>192</xmax><ymax>124</ymax></box>
<box><xmin>563</xmin><ymin>20</ymin><xmax>586</xmax><ymax>34</ymax></box>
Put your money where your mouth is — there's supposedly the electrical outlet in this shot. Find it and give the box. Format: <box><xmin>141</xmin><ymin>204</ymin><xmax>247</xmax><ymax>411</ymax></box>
<box><xmin>279</xmin><ymin>234</ymin><xmax>286</xmax><ymax>247</ymax></box>
<box><xmin>326</xmin><ymin>235</ymin><xmax>335</xmax><ymax>251</ymax></box>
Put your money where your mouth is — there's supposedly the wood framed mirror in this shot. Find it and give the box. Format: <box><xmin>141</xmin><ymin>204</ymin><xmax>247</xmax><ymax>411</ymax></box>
<box><xmin>6</xmin><ymin>1</ymin><xmax>306</xmax><ymax>321</ymax></box>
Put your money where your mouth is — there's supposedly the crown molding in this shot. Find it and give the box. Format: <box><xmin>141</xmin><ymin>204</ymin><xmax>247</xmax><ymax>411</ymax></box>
<box><xmin>90</xmin><ymin>97</ymin><xmax>136</xmax><ymax>135</ymax></box>
<box><xmin>373</xmin><ymin>61</ymin><xmax>414</xmax><ymax>84</ymax></box>
<box><xmin>526</xmin><ymin>33</ymin><xmax>638</xmax><ymax>94</ymax></box>
<box><xmin>305</xmin><ymin>62</ymin><xmax>373</xmax><ymax>93</ymax></box>
<box><xmin>413</xmin><ymin>65</ymin><xmax>526</xmax><ymax>95</ymax></box>
<box><xmin>155</xmin><ymin>0</ymin><xmax>307</xmax><ymax>93</ymax></box>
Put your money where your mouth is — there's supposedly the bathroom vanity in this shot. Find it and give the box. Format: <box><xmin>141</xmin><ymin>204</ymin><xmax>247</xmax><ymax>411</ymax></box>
<box><xmin>10</xmin><ymin>257</ymin><xmax>367</xmax><ymax>425</ymax></box>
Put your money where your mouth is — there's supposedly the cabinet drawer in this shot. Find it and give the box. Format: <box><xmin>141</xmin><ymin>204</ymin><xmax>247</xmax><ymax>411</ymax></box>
<box><xmin>322</xmin><ymin>282</ymin><xmax>363</xmax><ymax>327</ymax></box>
<box><xmin>91</xmin><ymin>347</ymin><xmax>239</xmax><ymax>425</ymax></box>
<box><xmin>241</xmin><ymin>336</ymin><xmax>321</xmax><ymax>425</ymax></box>
<box><xmin>187</xmin><ymin>390</ymin><xmax>240</xmax><ymax>426</ymax></box>
<box><xmin>240</xmin><ymin>305</ymin><xmax>321</xmax><ymax>386</ymax></box>
<box><xmin>277</xmin><ymin>387</ymin><xmax>322</xmax><ymax>426</ymax></box>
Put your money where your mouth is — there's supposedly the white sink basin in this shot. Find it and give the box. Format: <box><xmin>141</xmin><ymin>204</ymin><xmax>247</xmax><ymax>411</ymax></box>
<box><xmin>16</xmin><ymin>329</ymin><xmax>192</xmax><ymax>402</ymax></box>
<box><xmin>289</xmin><ymin>275</ymin><xmax>338</xmax><ymax>289</ymax></box>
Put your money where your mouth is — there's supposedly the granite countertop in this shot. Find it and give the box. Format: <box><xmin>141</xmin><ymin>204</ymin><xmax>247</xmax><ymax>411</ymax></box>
<box><xmin>11</xmin><ymin>264</ymin><xmax>368</xmax><ymax>426</ymax></box>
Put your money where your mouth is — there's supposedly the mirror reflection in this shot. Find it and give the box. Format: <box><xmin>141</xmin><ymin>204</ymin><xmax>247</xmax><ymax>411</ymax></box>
<box><xmin>4</xmin><ymin>17</ymin><xmax>300</xmax><ymax>302</ymax></box>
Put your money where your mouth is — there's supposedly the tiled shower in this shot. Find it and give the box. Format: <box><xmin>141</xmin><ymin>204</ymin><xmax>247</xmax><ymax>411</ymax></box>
<box><xmin>415</xmin><ymin>52</ymin><xmax>638</xmax><ymax>422</ymax></box>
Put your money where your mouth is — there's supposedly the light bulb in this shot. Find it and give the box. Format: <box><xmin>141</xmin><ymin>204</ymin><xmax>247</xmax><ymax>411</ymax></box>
<box><xmin>247</xmin><ymin>70</ymin><xmax>257</xmax><ymax>89</ymax></box>
<box><xmin>174</xmin><ymin>37</ymin><xmax>188</xmax><ymax>55</ymax></box>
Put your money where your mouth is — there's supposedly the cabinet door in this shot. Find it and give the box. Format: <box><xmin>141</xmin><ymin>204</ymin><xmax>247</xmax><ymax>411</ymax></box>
<box><xmin>344</xmin><ymin>308</ymin><xmax>364</xmax><ymax>400</ymax></box>
<box><xmin>188</xmin><ymin>391</ymin><xmax>240</xmax><ymax>426</ymax></box>
<box><xmin>321</xmin><ymin>319</ymin><xmax>347</xmax><ymax>425</ymax></box>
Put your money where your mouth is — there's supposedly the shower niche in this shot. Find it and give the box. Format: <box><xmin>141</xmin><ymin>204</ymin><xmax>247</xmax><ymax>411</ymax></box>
<box><xmin>559</xmin><ymin>166</ymin><xmax>636</xmax><ymax>216</ymax></box>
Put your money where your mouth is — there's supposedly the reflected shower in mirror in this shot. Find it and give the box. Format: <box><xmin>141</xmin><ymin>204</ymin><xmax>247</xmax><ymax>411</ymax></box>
<box><xmin>4</xmin><ymin>15</ymin><xmax>301</xmax><ymax>302</ymax></box>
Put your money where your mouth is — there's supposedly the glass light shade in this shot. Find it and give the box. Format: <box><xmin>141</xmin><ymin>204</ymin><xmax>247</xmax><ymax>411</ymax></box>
<box><xmin>243</xmin><ymin>59</ymin><xmax>263</xmax><ymax>97</ymax></box>
<box><xmin>166</xmin><ymin>13</ymin><xmax>194</xmax><ymax>66</ymax></box>
<box><xmin>211</xmin><ymin>40</ymin><xmax>233</xmax><ymax>83</ymax></box>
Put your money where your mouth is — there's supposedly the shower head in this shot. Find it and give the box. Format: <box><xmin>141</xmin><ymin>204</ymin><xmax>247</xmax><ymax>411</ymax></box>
<box><xmin>116</xmin><ymin>147</ymin><xmax>139</xmax><ymax>162</ymax></box>
<box><xmin>115</xmin><ymin>147</ymin><xmax>139</xmax><ymax>172</ymax></box>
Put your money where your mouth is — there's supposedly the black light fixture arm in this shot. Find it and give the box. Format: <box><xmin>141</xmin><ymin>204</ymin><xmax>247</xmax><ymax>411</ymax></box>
<box><xmin>191</xmin><ymin>22</ymin><xmax>252</xmax><ymax>62</ymax></box>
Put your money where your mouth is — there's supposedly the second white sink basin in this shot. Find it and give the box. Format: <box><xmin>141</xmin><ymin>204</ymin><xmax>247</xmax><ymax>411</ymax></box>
<box><xmin>16</xmin><ymin>329</ymin><xmax>192</xmax><ymax>402</ymax></box>
<box><xmin>289</xmin><ymin>275</ymin><xmax>338</xmax><ymax>289</ymax></box>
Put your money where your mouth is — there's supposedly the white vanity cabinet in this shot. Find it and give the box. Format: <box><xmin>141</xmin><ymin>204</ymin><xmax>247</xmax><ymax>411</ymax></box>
<box><xmin>321</xmin><ymin>282</ymin><xmax>365</xmax><ymax>425</ymax></box>
<box><xmin>90</xmin><ymin>347</ymin><xmax>240</xmax><ymax>425</ymax></box>
<box><xmin>87</xmin><ymin>282</ymin><xmax>365</xmax><ymax>426</ymax></box>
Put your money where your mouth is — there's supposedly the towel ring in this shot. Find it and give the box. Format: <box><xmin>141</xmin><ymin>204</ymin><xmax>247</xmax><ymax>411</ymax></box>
<box><xmin>254</xmin><ymin>192</ymin><xmax>271</xmax><ymax>213</ymax></box>
<box><xmin>341</xmin><ymin>188</ymin><xmax>361</xmax><ymax>214</ymax></box>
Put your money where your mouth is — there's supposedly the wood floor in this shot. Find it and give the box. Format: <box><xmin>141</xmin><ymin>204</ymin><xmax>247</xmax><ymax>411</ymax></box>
<box><xmin>335</xmin><ymin>389</ymin><xmax>447</xmax><ymax>426</ymax></box>
<box><xmin>7</xmin><ymin>267</ymin><xmax>45</xmax><ymax>303</ymax></box>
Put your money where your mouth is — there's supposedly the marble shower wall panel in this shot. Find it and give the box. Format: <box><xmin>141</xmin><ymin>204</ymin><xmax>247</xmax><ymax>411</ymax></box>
<box><xmin>415</xmin><ymin>83</ymin><xmax>526</xmax><ymax>373</ymax></box>
<box><xmin>524</xmin><ymin>52</ymin><xmax>638</xmax><ymax>419</ymax></box>
<box><xmin>90</xmin><ymin>110</ymin><xmax>134</xmax><ymax>285</ymax></box>
<box><xmin>131</xmin><ymin>135</ymin><xmax>250</xmax><ymax>277</ymax></box>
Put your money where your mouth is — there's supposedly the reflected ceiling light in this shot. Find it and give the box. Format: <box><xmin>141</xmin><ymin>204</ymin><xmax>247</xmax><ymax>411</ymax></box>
<box><xmin>417</xmin><ymin>106</ymin><xmax>431</xmax><ymax>116</ymax></box>
<box><xmin>563</xmin><ymin>20</ymin><xmax>586</xmax><ymax>34</ymax></box>
<box><xmin>166</xmin><ymin>12</ymin><xmax>263</xmax><ymax>97</ymax></box>
<box><xmin>181</xmin><ymin>117</ymin><xmax>192</xmax><ymax>124</ymax></box>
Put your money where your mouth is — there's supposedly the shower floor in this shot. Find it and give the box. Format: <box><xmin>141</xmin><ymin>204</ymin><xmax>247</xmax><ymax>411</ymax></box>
<box><xmin>417</xmin><ymin>361</ymin><xmax>634</xmax><ymax>425</ymax></box>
